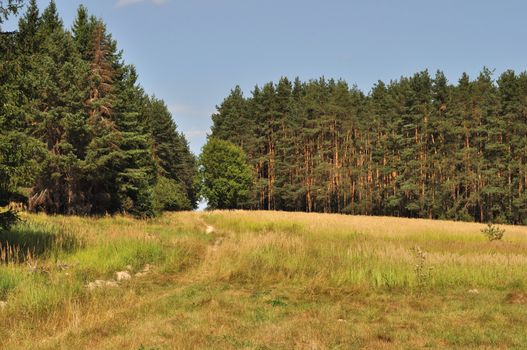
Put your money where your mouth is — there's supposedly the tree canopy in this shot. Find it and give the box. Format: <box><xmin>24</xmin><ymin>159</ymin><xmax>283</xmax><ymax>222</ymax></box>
<box><xmin>0</xmin><ymin>1</ymin><xmax>197</xmax><ymax>217</ymax></box>
<box><xmin>199</xmin><ymin>138</ymin><xmax>252</xmax><ymax>210</ymax></box>
<box><xmin>211</xmin><ymin>72</ymin><xmax>527</xmax><ymax>224</ymax></box>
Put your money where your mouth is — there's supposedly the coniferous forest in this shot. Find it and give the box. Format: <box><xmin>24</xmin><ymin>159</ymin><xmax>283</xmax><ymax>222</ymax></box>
<box><xmin>210</xmin><ymin>71</ymin><xmax>527</xmax><ymax>224</ymax></box>
<box><xmin>0</xmin><ymin>0</ymin><xmax>197</xmax><ymax>217</ymax></box>
<box><xmin>2</xmin><ymin>1</ymin><xmax>527</xmax><ymax>225</ymax></box>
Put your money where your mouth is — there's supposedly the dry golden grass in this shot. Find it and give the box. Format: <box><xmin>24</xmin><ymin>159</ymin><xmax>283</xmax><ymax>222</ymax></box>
<box><xmin>1</xmin><ymin>210</ymin><xmax>526</xmax><ymax>349</ymax></box>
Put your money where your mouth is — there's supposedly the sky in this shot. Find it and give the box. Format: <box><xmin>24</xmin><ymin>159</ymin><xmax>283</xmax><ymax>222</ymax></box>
<box><xmin>4</xmin><ymin>0</ymin><xmax>527</xmax><ymax>155</ymax></box>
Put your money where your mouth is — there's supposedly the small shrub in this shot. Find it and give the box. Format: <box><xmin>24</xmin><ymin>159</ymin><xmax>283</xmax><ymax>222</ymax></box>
<box><xmin>0</xmin><ymin>210</ymin><xmax>20</xmax><ymax>231</ymax></box>
<box><xmin>153</xmin><ymin>176</ymin><xmax>192</xmax><ymax>212</ymax></box>
<box><xmin>413</xmin><ymin>246</ymin><xmax>432</xmax><ymax>290</ymax></box>
<box><xmin>266</xmin><ymin>297</ymin><xmax>288</xmax><ymax>307</ymax></box>
<box><xmin>481</xmin><ymin>223</ymin><xmax>505</xmax><ymax>241</ymax></box>
<box><xmin>138</xmin><ymin>346</ymin><xmax>160</xmax><ymax>350</ymax></box>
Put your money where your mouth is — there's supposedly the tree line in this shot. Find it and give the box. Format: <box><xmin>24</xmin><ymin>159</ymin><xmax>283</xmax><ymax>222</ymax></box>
<box><xmin>209</xmin><ymin>70</ymin><xmax>527</xmax><ymax>224</ymax></box>
<box><xmin>3</xmin><ymin>1</ymin><xmax>527</xmax><ymax>224</ymax></box>
<box><xmin>0</xmin><ymin>0</ymin><xmax>197</xmax><ymax>217</ymax></box>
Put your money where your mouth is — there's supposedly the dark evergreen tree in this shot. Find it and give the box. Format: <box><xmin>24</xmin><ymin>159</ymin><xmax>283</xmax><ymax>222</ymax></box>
<box><xmin>71</xmin><ymin>5</ymin><xmax>94</xmax><ymax>61</ymax></box>
<box><xmin>0</xmin><ymin>1</ymin><xmax>195</xmax><ymax>218</ymax></box>
<box><xmin>27</xmin><ymin>1</ymin><xmax>90</xmax><ymax>214</ymax></box>
<box><xmin>210</xmin><ymin>86</ymin><xmax>250</xmax><ymax>148</ymax></box>
<box><xmin>143</xmin><ymin>97</ymin><xmax>198</xmax><ymax>210</ymax></box>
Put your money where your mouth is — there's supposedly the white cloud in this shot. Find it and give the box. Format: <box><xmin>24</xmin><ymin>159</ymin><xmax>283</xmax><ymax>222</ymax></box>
<box><xmin>183</xmin><ymin>130</ymin><xmax>209</xmax><ymax>137</ymax></box>
<box><xmin>169</xmin><ymin>103</ymin><xmax>215</xmax><ymax>119</ymax></box>
<box><xmin>168</xmin><ymin>102</ymin><xmax>214</xmax><ymax>154</ymax></box>
<box><xmin>115</xmin><ymin>0</ymin><xmax>169</xmax><ymax>8</ymax></box>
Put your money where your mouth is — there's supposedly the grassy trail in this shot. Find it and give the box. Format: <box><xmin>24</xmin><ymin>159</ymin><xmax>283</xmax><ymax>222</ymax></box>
<box><xmin>1</xmin><ymin>211</ymin><xmax>527</xmax><ymax>349</ymax></box>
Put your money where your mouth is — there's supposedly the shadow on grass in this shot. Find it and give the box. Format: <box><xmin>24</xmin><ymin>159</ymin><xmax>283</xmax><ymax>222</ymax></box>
<box><xmin>0</xmin><ymin>222</ymin><xmax>83</xmax><ymax>264</ymax></box>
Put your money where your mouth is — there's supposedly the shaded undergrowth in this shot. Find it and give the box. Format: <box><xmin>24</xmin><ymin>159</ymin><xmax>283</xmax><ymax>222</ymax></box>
<box><xmin>0</xmin><ymin>212</ymin><xmax>208</xmax><ymax>326</ymax></box>
<box><xmin>0</xmin><ymin>221</ymin><xmax>83</xmax><ymax>264</ymax></box>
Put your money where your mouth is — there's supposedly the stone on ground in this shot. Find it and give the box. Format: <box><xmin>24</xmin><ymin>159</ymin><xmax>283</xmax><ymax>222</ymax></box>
<box><xmin>116</xmin><ymin>271</ymin><xmax>132</xmax><ymax>281</ymax></box>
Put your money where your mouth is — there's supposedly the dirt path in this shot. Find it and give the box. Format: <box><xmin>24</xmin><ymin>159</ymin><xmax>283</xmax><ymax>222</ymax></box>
<box><xmin>197</xmin><ymin>218</ymin><xmax>226</xmax><ymax>280</ymax></box>
<box><xmin>11</xmin><ymin>213</ymin><xmax>234</xmax><ymax>350</ymax></box>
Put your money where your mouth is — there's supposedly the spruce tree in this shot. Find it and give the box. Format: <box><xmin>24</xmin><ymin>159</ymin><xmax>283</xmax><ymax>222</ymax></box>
<box><xmin>72</xmin><ymin>5</ymin><xmax>94</xmax><ymax>61</ymax></box>
<box><xmin>25</xmin><ymin>1</ymin><xmax>90</xmax><ymax>214</ymax></box>
<box><xmin>143</xmin><ymin>97</ymin><xmax>197</xmax><ymax>210</ymax></box>
<box><xmin>1</xmin><ymin>0</ymin><xmax>196</xmax><ymax>218</ymax></box>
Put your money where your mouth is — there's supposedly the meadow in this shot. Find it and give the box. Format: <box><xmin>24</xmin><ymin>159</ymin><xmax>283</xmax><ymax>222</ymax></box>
<box><xmin>1</xmin><ymin>211</ymin><xmax>526</xmax><ymax>349</ymax></box>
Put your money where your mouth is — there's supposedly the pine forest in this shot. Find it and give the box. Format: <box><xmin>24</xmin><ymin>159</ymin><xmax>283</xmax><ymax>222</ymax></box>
<box><xmin>211</xmin><ymin>71</ymin><xmax>527</xmax><ymax>224</ymax></box>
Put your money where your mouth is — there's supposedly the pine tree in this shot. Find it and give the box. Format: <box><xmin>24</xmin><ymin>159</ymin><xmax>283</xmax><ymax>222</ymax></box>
<box><xmin>112</xmin><ymin>65</ymin><xmax>157</xmax><ymax>217</ymax></box>
<box><xmin>211</xmin><ymin>86</ymin><xmax>251</xmax><ymax>148</ymax></box>
<box><xmin>81</xmin><ymin>20</ymin><xmax>169</xmax><ymax>217</ymax></box>
<box><xmin>209</xmin><ymin>71</ymin><xmax>527</xmax><ymax>224</ymax></box>
<box><xmin>16</xmin><ymin>0</ymin><xmax>40</xmax><ymax>53</ymax></box>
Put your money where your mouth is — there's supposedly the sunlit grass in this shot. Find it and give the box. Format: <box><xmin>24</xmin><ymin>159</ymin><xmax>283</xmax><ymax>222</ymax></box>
<box><xmin>1</xmin><ymin>210</ymin><xmax>526</xmax><ymax>349</ymax></box>
<box><xmin>205</xmin><ymin>211</ymin><xmax>527</xmax><ymax>291</ymax></box>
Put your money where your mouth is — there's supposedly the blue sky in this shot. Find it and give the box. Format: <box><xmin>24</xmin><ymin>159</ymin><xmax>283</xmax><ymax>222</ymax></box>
<box><xmin>5</xmin><ymin>0</ymin><xmax>527</xmax><ymax>154</ymax></box>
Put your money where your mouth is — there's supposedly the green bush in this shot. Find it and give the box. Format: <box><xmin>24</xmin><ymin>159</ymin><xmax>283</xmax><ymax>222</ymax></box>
<box><xmin>481</xmin><ymin>223</ymin><xmax>505</xmax><ymax>241</ymax></box>
<box><xmin>153</xmin><ymin>176</ymin><xmax>192</xmax><ymax>212</ymax></box>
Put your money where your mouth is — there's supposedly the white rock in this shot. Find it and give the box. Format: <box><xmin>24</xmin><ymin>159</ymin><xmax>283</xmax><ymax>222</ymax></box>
<box><xmin>87</xmin><ymin>280</ymin><xmax>103</xmax><ymax>290</ymax></box>
<box><xmin>116</xmin><ymin>271</ymin><xmax>132</xmax><ymax>281</ymax></box>
<box><xmin>206</xmin><ymin>225</ymin><xmax>215</xmax><ymax>234</ymax></box>
<box><xmin>0</xmin><ymin>301</ymin><xmax>7</xmax><ymax>310</ymax></box>
<box><xmin>87</xmin><ymin>279</ymin><xmax>120</xmax><ymax>290</ymax></box>
<box><xmin>468</xmin><ymin>289</ymin><xmax>479</xmax><ymax>294</ymax></box>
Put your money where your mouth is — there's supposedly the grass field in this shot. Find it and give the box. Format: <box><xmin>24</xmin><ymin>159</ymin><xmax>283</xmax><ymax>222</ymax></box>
<box><xmin>1</xmin><ymin>211</ymin><xmax>527</xmax><ymax>349</ymax></box>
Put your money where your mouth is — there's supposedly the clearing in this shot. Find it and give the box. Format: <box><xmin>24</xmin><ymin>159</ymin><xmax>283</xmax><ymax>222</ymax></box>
<box><xmin>1</xmin><ymin>211</ymin><xmax>527</xmax><ymax>349</ymax></box>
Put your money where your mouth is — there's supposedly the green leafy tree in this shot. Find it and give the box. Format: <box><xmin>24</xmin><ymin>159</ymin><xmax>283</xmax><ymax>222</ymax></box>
<box><xmin>153</xmin><ymin>176</ymin><xmax>192</xmax><ymax>212</ymax></box>
<box><xmin>199</xmin><ymin>138</ymin><xmax>252</xmax><ymax>210</ymax></box>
